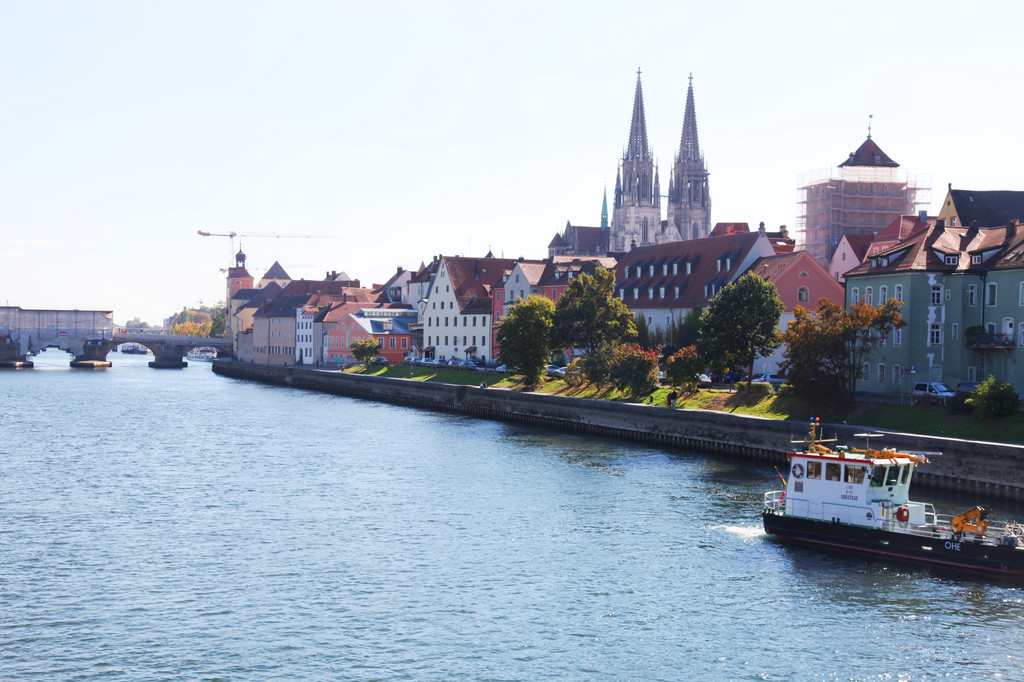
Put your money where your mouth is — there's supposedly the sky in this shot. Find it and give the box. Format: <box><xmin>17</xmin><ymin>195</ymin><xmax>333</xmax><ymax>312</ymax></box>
<box><xmin>2</xmin><ymin>1</ymin><xmax>1023</xmax><ymax>325</ymax></box>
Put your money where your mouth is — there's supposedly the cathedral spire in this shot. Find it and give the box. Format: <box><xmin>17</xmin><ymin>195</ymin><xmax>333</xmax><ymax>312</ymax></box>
<box><xmin>678</xmin><ymin>73</ymin><xmax>702</xmax><ymax>166</ymax></box>
<box><xmin>626</xmin><ymin>68</ymin><xmax>650</xmax><ymax>161</ymax></box>
<box><xmin>601</xmin><ymin>186</ymin><xmax>609</xmax><ymax>229</ymax></box>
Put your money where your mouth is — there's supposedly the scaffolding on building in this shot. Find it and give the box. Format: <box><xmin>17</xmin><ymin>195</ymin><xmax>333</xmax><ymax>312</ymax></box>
<box><xmin>797</xmin><ymin>166</ymin><xmax>930</xmax><ymax>266</ymax></box>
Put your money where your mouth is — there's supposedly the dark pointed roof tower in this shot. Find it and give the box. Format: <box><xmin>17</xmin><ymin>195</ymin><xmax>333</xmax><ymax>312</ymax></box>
<box><xmin>667</xmin><ymin>74</ymin><xmax>711</xmax><ymax>241</ymax></box>
<box><xmin>611</xmin><ymin>69</ymin><xmax>661</xmax><ymax>252</ymax></box>
<box><xmin>601</xmin><ymin>187</ymin><xmax>609</xmax><ymax>229</ymax></box>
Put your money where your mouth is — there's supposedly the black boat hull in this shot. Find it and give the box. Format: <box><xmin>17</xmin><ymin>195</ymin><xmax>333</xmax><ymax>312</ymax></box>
<box><xmin>763</xmin><ymin>510</ymin><xmax>1024</xmax><ymax>575</ymax></box>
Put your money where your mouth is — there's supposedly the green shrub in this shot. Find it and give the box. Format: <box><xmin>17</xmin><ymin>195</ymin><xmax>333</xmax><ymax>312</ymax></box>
<box><xmin>564</xmin><ymin>358</ymin><xmax>585</xmax><ymax>386</ymax></box>
<box><xmin>946</xmin><ymin>394</ymin><xmax>974</xmax><ymax>415</ymax></box>
<box><xmin>736</xmin><ymin>381</ymin><xmax>774</xmax><ymax>396</ymax></box>
<box><xmin>967</xmin><ymin>376</ymin><xmax>1020</xmax><ymax>418</ymax></box>
<box><xmin>776</xmin><ymin>383</ymin><xmax>795</xmax><ymax>397</ymax></box>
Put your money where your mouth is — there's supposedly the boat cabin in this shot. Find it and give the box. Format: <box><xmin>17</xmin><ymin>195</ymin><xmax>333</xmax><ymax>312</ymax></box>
<box><xmin>784</xmin><ymin>430</ymin><xmax>927</xmax><ymax>528</ymax></box>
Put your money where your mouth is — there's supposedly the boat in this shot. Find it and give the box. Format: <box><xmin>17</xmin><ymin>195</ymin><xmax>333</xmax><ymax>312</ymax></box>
<box><xmin>187</xmin><ymin>348</ymin><xmax>217</xmax><ymax>362</ymax></box>
<box><xmin>762</xmin><ymin>418</ymin><xmax>1024</xmax><ymax>575</ymax></box>
<box><xmin>120</xmin><ymin>343</ymin><xmax>150</xmax><ymax>355</ymax></box>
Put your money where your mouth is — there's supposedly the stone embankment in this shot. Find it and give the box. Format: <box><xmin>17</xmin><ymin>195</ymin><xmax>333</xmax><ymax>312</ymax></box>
<box><xmin>213</xmin><ymin>361</ymin><xmax>1024</xmax><ymax>501</ymax></box>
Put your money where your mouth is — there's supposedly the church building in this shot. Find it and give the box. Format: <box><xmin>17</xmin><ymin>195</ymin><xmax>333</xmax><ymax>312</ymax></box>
<box><xmin>551</xmin><ymin>70</ymin><xmax>711</xmax><ymax>257</ymax></box>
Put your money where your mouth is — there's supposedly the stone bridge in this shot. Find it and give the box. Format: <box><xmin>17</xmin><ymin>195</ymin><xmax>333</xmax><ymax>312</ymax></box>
<box><xmin>1</xmin><ymin>306</ymin><xmax>232</xmax><ymax>368</ymax></box>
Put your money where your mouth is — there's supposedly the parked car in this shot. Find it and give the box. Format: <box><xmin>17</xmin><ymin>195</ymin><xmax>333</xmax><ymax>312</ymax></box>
<box><xmin>766</xmin><ymin>373</ymin><xmax>787</xmax><ymax>388</ymax></box>
<box><xmin>459</xmin><ymin>359</ymin><xmax>479</xmax><ymax>368</ymax></box>
<box><xmin>697</xmin><ymin>373</ymin><xmax>712</xmax><ymax>387</ymax></box>
<box><xmin>494</xmin><ymin>364</ymin><xmax>508</xmax><ymax>373</ymax></box>
<box><xmin>371</xmin><ymin>356</ymin><xmax>389</xmax><ymax>365</ymax></box>
<box><xmin>418</xmin><ymin>357</ymin><xmax>438</xmax><ymax>366</ymax></box>
<box><xmin>911</xmin><ymin>382</ymin><xmax>954</xmax><ymax>406</ymax></box>
<box><xmin>446</xmin><ymin>358</ymin><xmax>462</xmax><ymax>366</ymax></box>
<box><xmin>545</xmin><ymin>364</ymin><xmax>563</xmax><ymax>376</ymax></box>
<box><xmin>955</xmin><ymin>381</ymin><xmax>981</xmax><ymax>397</ymax></box>
<box><xmin>740</xmin><ymin>373</ymin><xmax>767</xmax><ymax>383</ymax></box>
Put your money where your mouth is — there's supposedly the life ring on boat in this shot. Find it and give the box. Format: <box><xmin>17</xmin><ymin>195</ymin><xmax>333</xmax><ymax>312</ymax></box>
<box><xmin>896</xmin><ymin>506</ymin><xmax>910</xmax><ymax>523</ymax></box>
<box><xmin>791</xmin><ymin>463</ymin><xmax>804</xmax><ymax>479</ymax></box>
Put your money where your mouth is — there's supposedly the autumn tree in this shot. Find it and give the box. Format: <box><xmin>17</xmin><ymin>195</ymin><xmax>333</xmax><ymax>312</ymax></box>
<box><xmin>496</xmin><ymin>294</ymin><xmax>555</xmax><ymax>384</ymax></box>
<box><xmin>780</xmin><ymin>298</ymin><xmax>905</xmax><ymax>401</ymax></box>
<box><xmin>634</xmin><ymin>313</ymin><xmax>651</xmax><ymax>348</ymax></box>
<box><xmin>171</xmin><ymin>320</ymin><xmax>213</xmax><ymax>336</ymax></box>
<box><xmin>351</xmin><ymin>338</ymin><xmax>381</xmax><ymax>365</ymax></box>
<box><xmin>665</xmin><ymin>345</ymin><xmax>703</xmax><ymax>389</ymax></box>
<box><xmin>697</xmin><ymin>272</ymin><xmax>784</xmax><ymax>387</ymax></box>
<box><xmin>550</xmin><ymin>268</ymin><xmax>636</xmax><ymax>382</ymax></box>
<box><xmin>608</xmin><ymin>343</ymin><xmax>660</xmax><ymax>396</ymax></box>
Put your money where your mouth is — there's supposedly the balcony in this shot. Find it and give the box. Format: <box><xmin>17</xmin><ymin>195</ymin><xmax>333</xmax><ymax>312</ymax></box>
<box><xmin>966</xmin><ymin>333</ymin><xmax>1016</xmax><ymax>349</ymax></box>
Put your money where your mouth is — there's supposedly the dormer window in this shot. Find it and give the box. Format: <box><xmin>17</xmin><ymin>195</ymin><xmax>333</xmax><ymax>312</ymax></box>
<box><xmin>880</xmin><ymin>257</ymin><xmax>888</xmax><ymax>267</ymax></box>
<box><xmin>944</xmin><ymin>255</ymin><xmax>958</xmax><ymax>266</ymax></box>
<box><xmin>716</xmin><ymin>259</ymin><xmax>722</xmax><ymax>272</ymax></box>
<box><xmin>635</xmin><ymin>266</ymin><xmax>641</xmax><ymax>277</ymax></box>
<box><xmin>662</xmin><ymin>264</ymin><xmax>668</xmax><ymax>276</ymax></box>
<box><xmin>673</xmin><ymin>263</ymin><xmax>678</xmax><ymax>275</ymax></box>
<box><xmin>649</xmin><ymin>265</ymin><xmax>655</xmax><ymax>277</ymax></box>
<box><xmin>972</xmin><ymin>254</ymin><xmax>982</xmax><ymax>265</ymax></box>
<box><xmin>686</xmin><ymin>263</ymin><xmax>692</xmax><ymax>275</ymax></box>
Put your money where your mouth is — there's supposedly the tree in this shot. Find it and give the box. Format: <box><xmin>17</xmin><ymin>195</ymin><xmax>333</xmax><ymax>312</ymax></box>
<box><xmin>780</xmin><ymin>298</ymin><xmax>905</xmax><ymax>401</ymax></box>
<box><xmin>351</xmin><ymin>338</ymin><xmax>381</xmax><ymax>365</ymax></box>
<box><xmin>496</xmin><ymin>295</ymin><xmax>555</xmax><ymax>384</ymax></box>
<box><xmin>697</xmin><ymin>272</ymin><xmax>784</xmax><ymax>387</ymax></box>
<box><xmin>550</xmin><ymin>268</ymin><xmax>636</xmax><ymax>376</ymax></box>
<box><xmin>608</xmin><ymin>342</ymin><xmax>660</xmax><ymax>396</ymax></box>
<box><xmin>634</xmin><ymin>313</ymin><xmax>651</xmax><ymax>348</ymax></box>
<box><xmin>665</xmin><ymin>345</ymin><xmax>703</xmax><ymax>389</ymax></box>
<box><xmin>171</xmin><ymin>320</ymin><xmax>212</xmax><ymax>336</ymax></box>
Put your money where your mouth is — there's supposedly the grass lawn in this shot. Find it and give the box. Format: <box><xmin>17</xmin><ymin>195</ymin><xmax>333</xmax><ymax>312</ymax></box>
<box><xmin>341</xmin><ymin>364</ymin><xmax>1024</xmax><ymax>445</ymax></box>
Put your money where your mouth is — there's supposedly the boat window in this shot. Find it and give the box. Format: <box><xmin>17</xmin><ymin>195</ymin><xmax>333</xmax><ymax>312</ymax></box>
<box><xmin>900</xmin><ymin>465</ymin><xmax>911</xmax><ymax>484</ymax></box>
<box><xmin>870</xmin><ymin>466</ymin><xmax>886</xmax><ymax>486</ymax></box>
<box><xmin>885</xmin><ymin>466</ymin><xmax>901</xmax><ymax>486</ymax></box>
<box><xmin>844</xmin><ymin>465</ymin><xmax>866</xmax><ymax>484</ymax></box>
<box><xmin>806</xmin><ymin>461</ymin><xmax>821</xmax><ymax>479</ymax></box>
<box><xmin>825</xmin><ymin>463</ymin><xmax>841</xmax><ymax>481</ymax></box>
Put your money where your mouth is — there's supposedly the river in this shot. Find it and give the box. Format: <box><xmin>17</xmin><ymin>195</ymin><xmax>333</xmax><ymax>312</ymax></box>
<box><xmin>3</xmin><ymin>350</ymin><xmax>1023</xmax><ymax>680</ymax></box>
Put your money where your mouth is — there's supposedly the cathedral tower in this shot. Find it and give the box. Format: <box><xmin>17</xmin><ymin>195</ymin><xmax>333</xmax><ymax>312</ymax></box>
<box><xmin>666</xmin><ymin>75</ymin><xmax>711</xmax><ymax>240</ymax></box>
<box><xmin>611</xmin><ymin>70</ymin><xmax>663</xmax><ymax>251</ymax></box>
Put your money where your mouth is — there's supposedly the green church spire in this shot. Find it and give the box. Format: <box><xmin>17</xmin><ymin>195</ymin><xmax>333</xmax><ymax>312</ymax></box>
<box><xmin>601</xmin><ymin>186</ymin><xmax>609</xmax><ymax>229</ymax></box>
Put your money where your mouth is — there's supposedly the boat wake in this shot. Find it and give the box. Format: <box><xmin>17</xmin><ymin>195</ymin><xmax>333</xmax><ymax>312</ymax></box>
<box><xmin>714</xmin><ymin>524</ymin><xmax>765</xmax><ymax>541</ymax></box>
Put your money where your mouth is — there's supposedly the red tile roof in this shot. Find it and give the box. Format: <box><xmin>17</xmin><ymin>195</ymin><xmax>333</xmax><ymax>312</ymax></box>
<box><xmin>444</xmin><ymin>256</ymin><xmax>519</xmax><ymax>314</ymax></box>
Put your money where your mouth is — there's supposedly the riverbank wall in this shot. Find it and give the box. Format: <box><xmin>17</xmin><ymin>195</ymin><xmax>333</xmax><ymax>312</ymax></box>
<box><xmin>213</xmin><ymin>361</ymin><xmax>1024</xmax><ymax>501</ymax></box>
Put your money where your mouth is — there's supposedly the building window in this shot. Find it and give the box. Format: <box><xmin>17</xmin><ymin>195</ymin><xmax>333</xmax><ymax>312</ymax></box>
<box><xmin>894</xmin><ymin>328</ymin><xmax>902</xmax><ymax>347</ymax></box>
<box><xmin>659</xmin><ymin>287</ymin><xmax>665</xmax><ymax>299</ymax></box>
<box><xmin>1019</xmin><ymin>282</ymin><xmax>1024</xmax><ymax>306</ymax></box>
<box><xmin>892</xmin><ymin>365</ymin><xmax>901</xmax><ymax>384</ymax></box>
<box><xmin>931</xmin><ymin>286</ymin><xmax>942</xmax><ymax>305</ymax></box>
<box><xmin>952</xmin><ymin>323</ymin><xmax>959</xmax><ymax>340</ymax></box>
<box><xmin>851</xmin><ymin>287</ymin><xmax>860</xmax><ymax>304</ymax></box>
<box><xmin>686</xmin><ymin>263</ymin><xmax>692</xmax><ymax>275</ymax></box>
<box><xmin>877</xmin><ymin>364</ymin><xmax>885</xmax><ymax>383</ymax></box>
<box><xmin>929</xmin><ymin>324</ymin><xmax>942</xmax><ymax>346</ymax></box>
<box><xmin>944</xmin><ymin>254</ymin><xmax>958</xmax><ymax>265</ymax></box>
<box><xmin>402</xmin><ymin>338</ymin><xmax>407</xmax><ymax>349</ymax></box>
<box><xmin>798</xmin><ymin>287</ymin><xmax>808</xmax><ymax>303</ymax></box>
<box><xmin>968</xmin><ymin>366</ymin><xmax>977</xmax><ymax>382</ymax></box>
<box><xmin>866</xmin><ymin>287</ymin><xmax>874</xmax><ymax>306</ymax></box>
<box><xmin>389</xmin><ymin>337</ymin><xmax>396</xmax><ymax>349</ymax></box>
<box><xmin>879</xmin><ymin>285</ymin><xmax>887</xmax><ymax>303</ymax></box>
<box><xmin>972</xmin><ymin>254</ymin><xmax>982</xmax><ymax>265</ymax></box>
<box><xmin>968</xmin><ymin>284</ymin><xmax>977</xmax><ymax>306</ymax></box>
<box><xmin>633</xmin><ymin>288</ymin><xmax>639</xmax><ymax>300</ymax></box>
<box><xmin>861</xmin><ymin>363</ymin><xmax>870</xmax><ymax>382</ymax></box>
<box><xmin>987</xmin><ymin>283</ymin><xmax>998</xmax><ymax>306</ymax></box>
<box><xmin>895</xmin><ymin>284</ymin><xmax>903</xmax><ymax>303</ymax></box>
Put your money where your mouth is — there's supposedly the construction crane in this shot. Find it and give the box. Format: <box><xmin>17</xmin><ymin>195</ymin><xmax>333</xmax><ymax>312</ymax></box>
<box><xmin>197</xmin><ymin>230</ymin><xmax>343</xmax><ymax>268</ymax></box>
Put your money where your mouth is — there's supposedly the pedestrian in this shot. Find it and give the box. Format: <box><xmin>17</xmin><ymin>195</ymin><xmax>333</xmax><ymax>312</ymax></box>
<box><xmin>667</xmin><ymin>389</ymin><xmax>678</xmax><ymax>408</ymax></box>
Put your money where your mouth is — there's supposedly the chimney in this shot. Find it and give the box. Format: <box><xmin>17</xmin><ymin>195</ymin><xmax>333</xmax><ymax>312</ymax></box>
<box><xmin>936</xmin><ymin>219</ymin><xmax>945</xmax><ymax>228</ymax></box>
<box><xmin>779</xmin><ymin>225</ymin><xmax>789</xmax><ymax>239</ymax></box>
<box><xmin>396</xmin><ymin>266</ymin><xmax>403</xmax><ymax>274</ymax></box>
<box><xmin>919</xmin><ymin>210</ymin><xmax>928</xmax><ymax>223</ymax></box>
<box><xmin>758</xmin><ymin>221</ymin><xmax>766</xmax><ymax>234</ymax></box>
